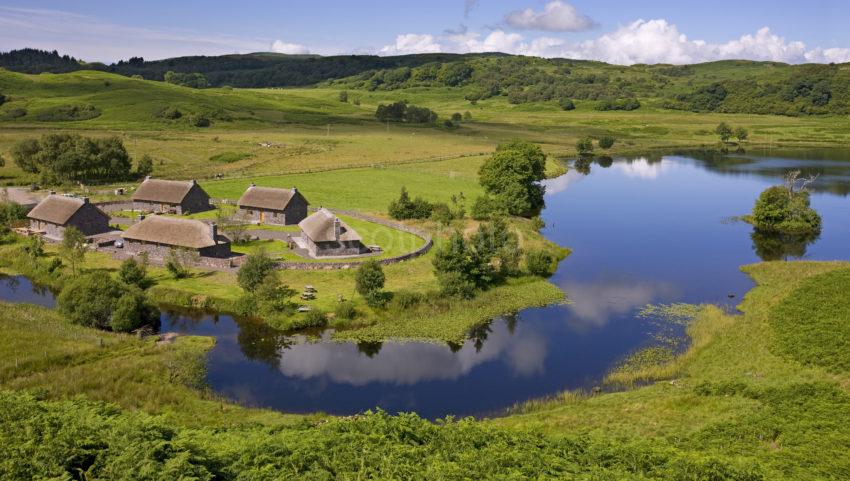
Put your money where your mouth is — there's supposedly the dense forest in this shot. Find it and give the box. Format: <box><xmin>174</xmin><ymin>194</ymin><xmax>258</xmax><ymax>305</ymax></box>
<box><xmin>2</xmin><ymin>48</ymin><xmax>850</xmax><ymax>115</ymax></box>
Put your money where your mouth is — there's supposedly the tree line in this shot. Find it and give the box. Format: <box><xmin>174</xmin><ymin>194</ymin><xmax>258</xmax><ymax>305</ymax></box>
<box><xmin>12</xmin><ymin>134</ymin><xmax>153</xmax><ymax>184</ymax></box>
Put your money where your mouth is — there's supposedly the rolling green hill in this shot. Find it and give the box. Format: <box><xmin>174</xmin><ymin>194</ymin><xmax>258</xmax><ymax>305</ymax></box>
<box><xmin>4</xmin><ymin>48</ymin><xmax>850</xmax><ymax>116</ymax></box>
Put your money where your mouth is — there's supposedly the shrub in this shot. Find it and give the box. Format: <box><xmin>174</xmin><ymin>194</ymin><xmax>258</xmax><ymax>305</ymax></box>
<box><xmin>334</xmin><ymin>301</ymin><xmax>358</xmax><ymax>320</ymax></box>
<box><xmin>433</xmin><ymin>231</ymin><xmax>493</xmax><ymax>297</ymax></box>
<box><xmin>255</xmin><ymin>272</ymin><xmax>295</xmax><ymax>313</ymax></box>
<box><xmin>158</xmin><ymin>106</ymin><xmax>182</xmax><ymax>119</ymax></box>
<box><xmin>111</xmin><ymin>288</ymin><xmax>158</xmax><ymax>332</ymax></box>
<box><xmin>438</xmin><ymin>271</ymin><xmax>477</xmax><ymax>299</ymax></box>
<box><xmin>576</xmin><ymin>137</ymin><xmax>594</xmax><ymax>156</ymax></box>
<box><xmin>595</xmin><ymin>98</ymin><xmax>640</xmax><ymax>111</ymax></box>
<box><xmin>57</xmin><ymin>272</ymin><xmax>157</xmax><ymax>332</ymax></box>
<box><xmin>0</xmin><ymin>93</ymin><xmax>4</xmax><ymax>106</ymax></box>
<box><xmin>301</xmin><ymin>309</ymin><xmax>328</xmax><ymax>328</ymax></box>
<box><xmin>136</xmin><ymin>154</ymin><xmax>154</xmax><ymax>177</ymax></box>
<box><xmin>338</xmin><ymin>90</ymin><xmax>349</xmax><ymax>102</ymax></box>
<box><xmin>118</xmin><ymin>257</ymin><xmax>149</xmax><ymax>288</ymax></box>
<box><xmin>431</xmin><ymin>202</ymin><xmax>455</xmax><ymax>226</ymax></box>
<box><xmin>190</xmin><ymin>115</ymin><xmax>211</xmax><ymax>127</ymax></box>
<box><xmin>752</xmin><ymin>185</ymin><xmax>821</xmax><ymax>234</ymax></box>
<box><xmin>598</xmin><ymin>135</ymin><xmax>615</xmax><ymax>149</ymax></box>
<box><xmin>355</xmin><ymin>260</ymin><xmax>385</xmax><ymax>297</ymax></box>
<box><xmin>165</xmin><ymin>249</ymin><xmax>194</xmax><ymax>279</ymax></box>
<box><xmin>559</xmin><ymin>98</ymin><xmax>576</xmax><ymax>110</ymax></box>
<box><xmin>715</xmin><ymin>122</ymin><xmax>733</xmax><ymax>142</ymax></box>
<box><xmin>34</xmin><ymin>104</ymin><xmax>101</xmax><ymax>121</ymax></box>
<box><xmin>389</xmin><ymin>290</ymin><xmax>423</xmax><ymax>310</ymax></box>
<box><xmin>526</xmin><ymin>249</ymin><xmax>556</xmax><ymax>277</ymax></box>
<box><xmin>2</xmin><ymin>107</ymin><xmax>26</xmax><ymax>119</ymax></box>
<box><xmin>233</xmin><ymin>293</ymin><xmax>259</xmax><ymax>317</ymax></box>
<box><xmin>470</xmin><ymin>195</ymin><xmax>508</xmax><ymax>220</ymax></box>
<box><xmin>388</xmin><ymin>187</ymin><xmax>433</xmax><ymax>220</ymax></box>
<box><xmin>0</xmin><ymin>201</ymin><xmax>27</xmax><ymax>228</ymax></box>
<box><xmin>238</xmin><ymin>252</ymin><xmax>277</xmax><ymax>292</ymax></box>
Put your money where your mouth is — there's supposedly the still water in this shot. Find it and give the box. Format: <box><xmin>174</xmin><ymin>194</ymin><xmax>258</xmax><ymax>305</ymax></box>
<box><xmin>3</xmin><ymin>150</ymin><xmax>849</xmax><ymax>418</ymax></box>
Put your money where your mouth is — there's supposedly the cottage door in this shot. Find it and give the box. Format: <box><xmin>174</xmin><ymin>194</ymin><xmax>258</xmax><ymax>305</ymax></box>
<box><xmin>260</xmin><ymin>211</ymin><xmax>265</xmax><ymax>223</ymax></box>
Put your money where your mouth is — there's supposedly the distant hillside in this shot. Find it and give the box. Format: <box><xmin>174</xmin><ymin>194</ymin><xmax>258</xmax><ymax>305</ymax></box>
<box><xmin>2</xmin><ymin>48</ymin><xmax>850</xmax><ymax>116</ymax></box>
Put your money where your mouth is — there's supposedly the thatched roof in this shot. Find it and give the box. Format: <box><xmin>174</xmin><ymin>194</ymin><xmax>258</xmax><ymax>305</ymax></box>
<box><xmin>299</xmin><ymin>208</ymin><xmax>361</xmax><ymax>243</ymax></box>
<box><xmin>132</xmin><ymin>178</ymin><xmax>200</xmax><ymax>204</ymax></box>
<box><xmin>27</xmin><ymin>195</ymin><xmax>104</xmax><ymax>225</ymax></box>
<box><xmin>123</xmin><ymin>216</ymin><xmax>222</xmax><ymax>249</ymax></box>
<box><xmin>237</xmin><ymin>185</ymin><xmax>305</xmax><ymax>211</ymax></box>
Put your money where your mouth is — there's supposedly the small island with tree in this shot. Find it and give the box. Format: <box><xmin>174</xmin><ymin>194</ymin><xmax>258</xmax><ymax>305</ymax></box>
<box><xmin>748</xmin><ymin>170</ymin><xmax>822</xmax><ymax>235</ymax></box>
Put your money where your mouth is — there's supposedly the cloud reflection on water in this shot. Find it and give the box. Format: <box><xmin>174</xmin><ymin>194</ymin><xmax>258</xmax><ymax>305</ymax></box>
<box><xmin>275</xmin><ymin>320</ymin><xmax>547</xmax><ymax>385</ymax></box>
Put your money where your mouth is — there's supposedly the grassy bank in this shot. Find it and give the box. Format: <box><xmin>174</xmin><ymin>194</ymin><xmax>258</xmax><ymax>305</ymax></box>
<box><xmin>0</xmin><ymin>301</ymin><xmax>301</xmax><ymax>429</ymax></box>
<box><xmin>494</xmin><ymin>261</ymin><xmax>850</xmax><ymax>479</ymax></box>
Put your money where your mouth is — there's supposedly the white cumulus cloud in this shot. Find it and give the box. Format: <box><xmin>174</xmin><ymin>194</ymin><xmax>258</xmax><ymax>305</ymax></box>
<box><xmin>379</xmin><ymin>33</ymin><xmax>442</xmax><ymax>55</ymax></box>
<box><xmin>505</xmin><ymin>1</ymin><xmax>596</xmax><ymax>32</ymax></box>
<box><xmin>430</xmin><ymin>19</ymin><xmax>850</xmax><ymax>65</ymax></box>
<box><xmin>270</xmin><ymin>39</ymin><xmax>309</xmax><ymax>55</ymax></box>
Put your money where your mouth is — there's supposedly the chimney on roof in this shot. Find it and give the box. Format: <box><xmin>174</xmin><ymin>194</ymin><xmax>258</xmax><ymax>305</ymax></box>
<box><xmin>82</xmin><ymin>197</ymin><xmax>89</xmax><ymax>204</ymax></box>
<box><xmin>144</xmin><ymin>175</ymin><xmax>151</xmax><ymax>181</ymax></box>
<box><xmin>291</xmin><ymin>187</ymin><xmax>297</xmax><ymax>194</ymax></box>
<box><xmin>250</xmin><ymin>182</ymin><xmax>256</xmax><ymax>188</ymax></box>
<box><xmin>138</xmin><ymin>214</ymin><xmax>145</xmax><ymax>222</ymax></box>
<box><xmin>333</xmin><ymin>217</ymin><xmax>341</xmax><ymax>241</ymax></box>
<box><xmin>190</xmin><ymin>179</ymin><xmax>197</xmax><ymax>185</ymax></box>
<box><xmin>210</xmin><ymin>222</ymin><xmax>218</xmax><ymax>241</ymax></box>
<box><xmin>49</xmin><ymin>190</ymin><xmax>56</xmax><ymax>195</ymax></box>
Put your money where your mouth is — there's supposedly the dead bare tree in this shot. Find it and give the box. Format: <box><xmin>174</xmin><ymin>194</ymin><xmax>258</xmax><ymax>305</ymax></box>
<box><xmin>783</xmin><ymin>170</ymin><xmax>819</xmax><ymax>195</ymax></box>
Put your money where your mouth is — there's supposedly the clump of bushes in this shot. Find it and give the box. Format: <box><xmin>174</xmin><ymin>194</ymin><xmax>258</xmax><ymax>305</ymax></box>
<box><xmin>595</xmin><ymin>98</ymin><xmax>640</xmax><ymax>111</ymax></box>
<box><xmin>375</xmin><ymin>101</ymin><xmax>437</xmax><ymax>123</ymax></box>
<box><xmin>576</xmin><ymin>137</ymin><xmax>594</xmax><ymax>156</ymax></box>
<box><xmin>56</xmin><ymin>271</ymin><xmax>158</xmax><ymax>332</ymax></box>
<box><xmin>751</xmin><ymin>182</ymin><xmax>821</xmax><ymax>235</ymax></box>
<box><xmin>34</xmin><ymin>104</ymin><xmax>101</xmax><ymax>121</ymax></box>
<box><xmin>559</xmin><ymin>98</ymin><xmax>575</xmax><ymax>111</ymax></box>
<box><xmin>157</xmin><ymin>106</ymin><xmax>182</xmax><ymax>120</ymax></box>
<box><xmin>334</xmin><ymin>301</ymin><xmax>358</xmax><ymax>320</ymax></box>
<box><xmin>189</xmin><ymin>114</ymin><xmax>211</xmax><ymax>127</ymax></box>
<box><xmin>12</xmin><ymin>133</ymin><xmax>134</xmax><ymax>184</ymax></box>
<box><xmin>298</xmin><ymin>309</ymin><xmax>328</xmax><ymax>329</ymax></box>
<box><xmin>356</xmin><ymin>260</ymin><xmax>388</xmax><ymax>307</ymax></box>
<box><xmin>598</xmin><ymin>135</ymin><xmax>615</xmax><ymax>149</ymax></box>
<box><xmin>526</xmin><ymin>249</ymin><xmax>556</xmax><ymax>277</ymax></box>
<box><xmin>432</xmin><ymin>218</ymin><xmax>522</xmax><ymax>299</ymax></box>
<box><xmin>388</xmin><ymin>186</ymin><xmax>433</xmax><ymax>220</ymax></box>
<box><xmin>2</xmin><ymin>107</ymin><xmax>27</xmax><ymax>119</ymax></box>
<box><xmin>164</xmin><ymin>71</ymin><xmax>209</xmax><ymax>88</ymax></box>
<box><xmin>118</xmin><ymin>256</ymin><xmax>150</xmax><ymax>288</ymax></box>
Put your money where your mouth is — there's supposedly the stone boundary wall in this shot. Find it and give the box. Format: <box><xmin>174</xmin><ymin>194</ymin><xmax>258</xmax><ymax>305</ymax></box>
<box><xmin>95</xmin><ymin>200</ymin><xmax>136</xmax><ymax>213</ymax></box>
<box><xmin>273</xmin><ymin>208</ymin><xmax>433</xmax><ymax>270</ymax></box>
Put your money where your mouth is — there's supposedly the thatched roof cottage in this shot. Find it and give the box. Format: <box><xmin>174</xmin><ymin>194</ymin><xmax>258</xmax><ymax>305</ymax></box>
<box><xmin>122</xmin><ymin>216</ymin><xmax>231</xmax><ymax>258</ymax></box>
<box><xmin>27</xmin><ymin>195</ymin><xmax>111</xmax><ymax>241</ymax></box>
<box><xmin>237</xmin><ymin>185</ymin><xmax>309</xmax><ymax>225</ymax></box>
<box><xmin>298</xmin><ymin>208</ymin><xmax>367</xmax><ymax>257</ymax></box>
<box><xmin>132</xmin><ymin>177</ymin><xmax>212</xmax><ymax>214</ymax></box>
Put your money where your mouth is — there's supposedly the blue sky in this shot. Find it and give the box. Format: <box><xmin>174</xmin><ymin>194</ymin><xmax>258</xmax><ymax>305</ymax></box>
<box><xmin>1</xmin><ymin>1</ymin><xmax>849</xmax><ymax>64</ymax></box>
